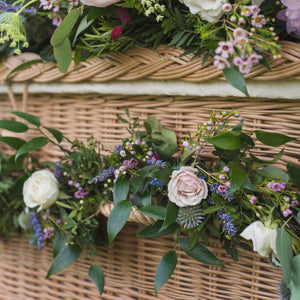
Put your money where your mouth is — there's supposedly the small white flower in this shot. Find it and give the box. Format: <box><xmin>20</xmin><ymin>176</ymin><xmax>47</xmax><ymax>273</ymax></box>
<box><xmin>240</xmin><ymin>221</ymin><xmax>277</xmax><ymax>257</ymax></box>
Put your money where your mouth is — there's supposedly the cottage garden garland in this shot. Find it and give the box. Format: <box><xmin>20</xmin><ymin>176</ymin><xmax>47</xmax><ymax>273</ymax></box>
<box><xmin>0</xmin><ymin>0</ymin><xmax>300</xmax><ymax>95</ymax></box>
<box><xmin>0</xmin><ymin>109</ymin><xmax>299</xmax><ymax>299</ymax></box>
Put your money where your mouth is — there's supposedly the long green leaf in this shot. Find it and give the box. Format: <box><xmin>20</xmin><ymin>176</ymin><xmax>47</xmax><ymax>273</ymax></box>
<box><xmin>255</xmin><ymin>130</ymin><xmax>296</xmax><ymax>147</ymax></box>
<box><xmin>138</xmin><ymin>205</ymin><xmax>166</xmax><ymax>220</ymax></box>
<box><xmin>88</xmin><ymin>265</ymin><xmax>105</xmax><ymax>296</ymax></box>
<box><xmin>0</xmin><ymin>136</ymin><xmax>26</xmax><ymax>150</ymax></box>
<box><xmin>0</xmin><ymin>120</ymin><xmax>28</xmax><ymax>133</ymax></box>
<box><xmin>53</xmin><ymin>231</ymin><xmax>67</xmax><ymax>258</ymax></box>
<box><xmin>205</xmin><ymin>131</ymin><xmax>243</xmax><ymax>150</ymax></box>
<box><xmin>113</xmin><ymin>177</ymin><xmax>130</xmax><ymax>204</ymax></box>
<box><xmin>43</xmin><ymin>126</ymin><xmax>63</xmax><ymax>143</ymax></box>
<box><xmin>160</xmin><ymin>201</ymin><xmax>178</xmax><ymax>232</ymax></box>
<box><xmin>287</xmin><ymin>164</ymin><xmax>300</xmax><ymax>190</ymax></box>
<box><xmin>46</xmin><ymin>244</ymin><xmax>82</xmax><ymax>278</ymax></box>
<box><xmin>223</xmin><ymin>65</ymin><xmax>249</xmax><ymax>97</ymax></box>
<box><xmin>136</xmin><ymin>220</ymin><xmax>179</xmax><ymax>238</ymax></box>
<box><xmin>6</xmin><ymin>59</ymin><xmax>43</xmax><ymax>79</ymax></box>
<box><xmin>154</xmin><ymin>250</ymin><xmax>177</xmax><ymax>295</ymax></box>
<box><xmin>276</xmin><ymin>228</ymin><xmax>293</xmax><ymax>285</ymax></box>
<box><xmin>10</xmin><ymin>111</ymin><xmax>41</xmax><ymax>127</ymax></box>
<box><xmin>15</xmin><ymin>137</ymin><xmax>48</xmax><ymax>159</ymax></box>
<box><xmin>53</xmin><ymin>38</ymin><xmax>72</xmax><ymax>73</ymax></box>
<box><xmin>107</xmin><ymin>200</ymin><xmax>132</xmax><ymax>246</ymax></box>
<box><xmin>228</xmin><ymin>158</ymin><xmax>246</xmax><ymax>194</ymax></box>
<box><xmin>179</xmin><ymin>238</ymin><xmax>224</xmax><ymax>267</ymax></box>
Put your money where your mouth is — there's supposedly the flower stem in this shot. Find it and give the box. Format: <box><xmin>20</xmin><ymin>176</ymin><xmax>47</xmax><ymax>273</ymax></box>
<box><xmin>16</xmin><ymin>0</ymin><xmax>38</xmax><ymax>15</ymax></box>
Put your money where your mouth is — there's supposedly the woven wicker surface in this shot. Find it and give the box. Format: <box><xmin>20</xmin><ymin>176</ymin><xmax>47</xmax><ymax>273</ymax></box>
<box><xmin>0</xmin><ymin>221</ymin><xmax>282</xmax><ymax>300</ymax></box>
<box><xmin>0</xmin><ymin>93</ymin><xmax>299</xmax><ymax>168</ymax></box>
<box><xmin>0</xmin><ymin>41</ymin><xmax>300</xmax><ymax>83</ymax></box>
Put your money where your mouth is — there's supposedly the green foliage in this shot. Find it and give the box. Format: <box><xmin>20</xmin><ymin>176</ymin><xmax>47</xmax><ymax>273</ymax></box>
<box><xmin>88</xmin><ymin>265</ymin><xmax>105</xmax><ymax>296</ymax></box>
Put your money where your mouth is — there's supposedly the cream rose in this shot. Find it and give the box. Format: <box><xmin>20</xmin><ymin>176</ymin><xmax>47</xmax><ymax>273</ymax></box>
<box><xmin>179</xmin><ymin>0</ymin><xmax>226</xmax><ymax>22</ymax></box>
<box><xmin>168</xmin><ymin>167</ymin><xmax>208</xmax><ymax>207</ymax></box>
<box><xmin>23</xmin><ymin>170</ymin><xmax>59</xmax><ymax>211</ymax></box>
<box><xmin>240</xmin><ymin>221</ymin><xmax>277</xmax><ymax>257</ymax></box>
<box><xmin>80</xmin><ymin>0</ymin><xmax>121</xmax><ymax>7</ymax></box>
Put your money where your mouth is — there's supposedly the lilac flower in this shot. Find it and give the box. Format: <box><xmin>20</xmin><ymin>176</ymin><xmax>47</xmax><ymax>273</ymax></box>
<box><xmin>223</xmin><ymin>166</ymin><xmax>230</xmax><ymax>173</ymax></box>
<box><xmin>183</xmin><ymin>141</ymin><xmax>189</xmax><ymax>148</ymax></box>
<box><xmin>282</xmin><ymin>208</ymin><xmax>293</xmax><ymax>217</ymax></box>
<box><xmin>250</xmin><ymin>5</ymin><xmax>260</xmax><ymax>16</ymax></box>
<box><xmin>233</xmin><ymin>57</ymin><xmax>244</xmax><ymax>67</ymax></box>
<box><xmin>222</xmin><ymin>3</ymin><xmax>232</xmax><ymax>13</ymax></box>
<box><xmin>248</xmin><ymin>52</ymin><xmax>263</xmax><ymax>64</ymax></box>
<box><xmin>252</xmin><ymin>14</ymin><xmax>267</xmax><ymax>28</ymax></box>
<box><xmin>40</xmin><ymin>0</ymin><xmax>54</xmax><ymax>10</ymax></box>
<box><xmin>271</xmin><ymin>182</ymin><xmax>282</xmax><ymax>192</ymax></box>
<box><xmin>242</xmin><ymin>6</ymin><xmax>252</xmax><ymax>17</ymax></box>
<box><xmin>249</xmin><ymin>195</ymin><xmax>257</xmax><ymax>204</ymax></box>
<box><xmin>219</xmin><ymin>174</ymin><xmax>226</xmax><ymax>180</ymax></box>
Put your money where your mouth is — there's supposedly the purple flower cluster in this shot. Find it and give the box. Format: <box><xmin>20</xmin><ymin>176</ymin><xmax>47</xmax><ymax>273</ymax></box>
<box><xmin>217</xmin><ymin>209</ymin><xmax>236</xmax><ymax>236</ymax></box>
<box><xmin>282</xmin><ymin>197</ymin><xmax>299</xmax><ymax>218</ymax></box>
<box><xmin>214</xmin><ymin>4</ymin><xmax>265</xmax><ymax>74</ymax></box>
<box><xmin>267</xmin><ymin>181</ymin><xmax>286</xmax><ymax>192</ymax></box>
<box><xmin>278</xmin><ymin>1</ymin><xmax>300</xmax><ymax>37</ymax></box>
<box><xmin>0</xmin><ymin>1</ymin><xmax>35</xmax><ymax>15</ymax></box>
<box><xmin>30</xmin><ymin>212</ymin><xmax>44</xmax><ymax>250</ymax></box>
<box><xmin>146</xmin><ymin>157</ymin><xmax>167</xmax><ymax>168</ymax></box>
<box><xmin>210</xmin><ymin>181</ymin><xmax>235</xmax><ymax>202</ymax></box>
<box><xmin>44</xmin><ymin>226</ymin><xmax>55</xmax><ymax>239</ymax></box>
<box><xmin>92</xmin><ymin>166</ymin><xmax>116</xmax><ymax>183</ymax></box>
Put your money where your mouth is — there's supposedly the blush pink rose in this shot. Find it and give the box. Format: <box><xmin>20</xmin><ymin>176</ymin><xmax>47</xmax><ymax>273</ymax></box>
<box><xmin>80</xmin><ymin>0</ymin><xmax>121</xmax><ymax>7</ymax></box>
<box><xmin>168</xmin><ymin>167</ymin><xmax>208</xmax><ymax>207</ymax></box>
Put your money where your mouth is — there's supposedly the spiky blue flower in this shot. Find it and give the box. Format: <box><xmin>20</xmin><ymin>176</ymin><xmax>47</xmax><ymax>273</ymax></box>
<box><xmin>217</xmin><ymin>209</ymin><xmax>236</xmax><ymax>236</ymax></box>
<box><xmin>92</xmin><ymin>166</ymin><xmax>116</xmax><ymax>183</ymax></box>
<box><xmin>278</xmin><ymin>277</ymin><xmax>291</xmax><ymax>300</ymax></box>
<box><xmin>114</xmin><ymin>144</ymin><xmax>124</xmax><ymax>155</ymax></box>
<box><xmin>146</xmin><ymin>157</ymin><xmax>167</xmax><ymax>168</ymax></box>
<box><xmin>30</xmin><ymin>212</ymin><xmax>44</xmax><ymax>250</ymax></box>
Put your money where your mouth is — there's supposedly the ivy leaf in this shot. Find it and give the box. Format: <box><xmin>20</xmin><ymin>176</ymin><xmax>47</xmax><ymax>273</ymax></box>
<box><xmin>10</xmin><ymin>111</ymin><xmax>41</xmax><ymax>127</ymax></box>
<box><xmin>107</xmin><ymin>200</ymin><xmax>132</xmax><ymax>246</ymax></box>
<box><xmin>113</xmin><ymin>177</ymin><xmax>130</xmax><ymax>204</ymax></box>
<box><xmin>223</xmin><ymin>65</ymin><xmax>249</xmax><ymax>98</ymax></box>
<box><xmin>255</xmin><ymin>130</ymin><xmax>296</xmax><ymax>147</ymax></box>
<box><xmin>0</xmin><ymin>120</ymin><xmax>28</xmax><ymax>133</ymax></box>
<box><xmin>88</xmin><ymin>265</ymin><xmax>105</xmax><ymax>296</ymax></box>
<box><xmin>154</xmin><ymin>250</ymin><xmax>177</xmax><ymax>295</ymax></box>
<box><xmin>179</xmin><ymin>238</ymin><xmax>224</xmax><ymax>267</ymax></box>
<box><xmin>46</xmin><ymin>244</ymin><xmax>82</xmax><ymax>278</ymax></box>
<box><xmin>15</xmin><ymin>137</ymin><xmax>48</xmax><ymax>159</ymax></box>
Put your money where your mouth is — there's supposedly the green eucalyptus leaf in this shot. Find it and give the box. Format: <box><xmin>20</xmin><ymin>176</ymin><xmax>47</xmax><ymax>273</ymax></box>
<box><xmin>0</xmin><ymin>136</ymin><xmax>26</xmax><ymax>150</ymax></box>
<box><xmin>276</xmin><ymin>228</ymin><xmax>293</xmax><ymax>285</ymax></box>
<box><xmin>46</xmin><ymin>244</ymin><xmax>82</xmax><ymax>278</ymax></box>
<box><xmin>107</xmin><ymin>200</ymin><xmax>132</xmax><ymax>246</ymax></box>
<box><xmin>53</xmin><ymin>38</ymin><xmax>72</xmax><ymax>73</ymax></box>
<box><xmin>113</xmin><ymin>177</ymin><xmax>130</xmax><ymax>204</ymax></box>
<box><xmin>51</xmin><ymin>9</ymin><xmax>81</xmax><ymax>47</ymax></box>
<box><xmin>179</xmin><ymin>238</ymin><xmax>224</xmax><ymax>267</ymax></box>
<box><xmin>15</xmin><ymin>137</ymin><xmax>48</xmax><ymax>159</ymax></box>
<box><xmin>255</xmin><ymin>130</ymin><xmax>296</xmax><ymax>147</ymax></box>
<box><xmin>154</xmin><ymin>250</ymin><xmax>177</xmax><ymax>295</ymax></box>
<box><xmin>0</xmin><ymin>120</ymin><xmax>28</xmax><ymax>133</ymax></box>
<box><xmin>88</xmin><ymin>265</ymin><xmax>105</xmax><ymax>296</ymax></box>
<box><xmin>10</xmin><ymin>111</ymin><xmax>41</xmax><ymax>127</ymax></box>
<box><xmin>223</xmin><ymin>65</ymin><xmax>249</xmax><ymax>97</ymax></box>
<box><xmin>138</xmin><ymin>205</ymin><xmax>166</xmax><ymax>220</ymax></box>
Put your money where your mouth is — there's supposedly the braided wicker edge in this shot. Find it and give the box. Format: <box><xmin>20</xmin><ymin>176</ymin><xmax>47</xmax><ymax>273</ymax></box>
<box><xmin>0</xmin><ymin>41</ymin><xmax>300</xmax><ymax>84</ymax></box>
<box><xmin>99</xmin><ymin>202</ymin><xmax>156</xmax><ymax>225</ymax></box>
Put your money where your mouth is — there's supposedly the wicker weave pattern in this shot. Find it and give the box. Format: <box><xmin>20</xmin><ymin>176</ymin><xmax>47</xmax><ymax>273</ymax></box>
<box><xmin>0</xmin><ymin>41</ymin><xmax>300</xmax><ymax>83</ymax></box>
<box><xmin>0</xmin><ymin>222</ymin><xmax>282</xmax><ymax>300</ymax></box>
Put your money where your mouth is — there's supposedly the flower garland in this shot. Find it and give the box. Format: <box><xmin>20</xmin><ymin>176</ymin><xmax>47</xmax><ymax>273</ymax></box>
<box><xmin>0</xmin><ymin>0</ymin><xmax>299</xmax><ymax>94</ymax></box>
<box><xmin>0</xmin><ymin>109</ymin><xmax>299</xmax><ymax>299</ymax></box>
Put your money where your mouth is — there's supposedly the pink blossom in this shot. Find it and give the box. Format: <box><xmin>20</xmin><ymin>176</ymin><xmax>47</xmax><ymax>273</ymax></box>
<box><xmin>118</xmin><ymin>7</ymin><xmax>132</xmax><ymax>25</ymax></box>
<box><xmin>222</xmin><ymin>3</ymin><xmax>232</xmax><ymax>13</ymax></box>
<box><xmin>218</xmin><ymin>185</ymin><xmax>228</xmax><ymax>193</ymax></box>
<box><xmin>213</xmin><ymin>55</ymin><xmax>231</xmax><ymax>70</ymax></box>
<box><xmin>252</xmin><ymin>14</ymin><xmax>266</xmax><ymax>27</ymax></box>
<box><xmin>271</xmin><ymin>182</ymin><xmax>282</xmax><ymax>192</ymax></box>
<box><xmin>249</xmin><ymin>195</ymin><xmax>257</xmax><ymax>204</ymax></box>
<box><xmin>215</xmin><ymin>41</ymin><xmax>235</xmax><ymax>58</ymax></box>
<box><xmin>242</xmin><ymin>6</ymin><xmax>252</xmax><ymax>17</ymax></box>
<box><xmin>233</xmin><ymin>28</ymin><xmax>246</xmax><ymax>41</ymax></box>
<box><xmin>250</xmin><ymin>5</ymin><xmax>260</xmax><ymax>16</ymax></box>
<box><xmin>248</xmin><ymin>52</ymin><xmax>263</xmax><ymax>64</ymax></box>
<box><xmin>238</xmin><ymin>61</ymin><xmax>252</xmax><ymax>74</ymax></box>
<box><xmin>80</xmin><ymin>0</ymin><xmax>121</xmax><ymax>7</ymax></box>
<box><xmin>40</xmin><ymin>0</ymin><xmax>54</xmax><ymax>10</ymax></box>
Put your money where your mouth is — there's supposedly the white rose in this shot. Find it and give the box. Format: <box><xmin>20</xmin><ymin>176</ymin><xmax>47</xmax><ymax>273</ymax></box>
<box><xmin>80</xmin><ymin>0</ymin><xmax>121</xmax><ymax>7</ymax></box>
<box><xmin>179</xmin><ymin>0</ymin><xmax>226</xmax><ymax>22</ymax></box>
<box><xmin>23</xmin><ymin>170</ymin><xmax>59</xmax><ymax>211</ymax></box>
<box><xmin>168</xmin><ymin>166</ymin><xmax>208</xmax><ymax>207</ymax></box>
<box><xmin>240</xmin><ymin>221</ymin><xmax>277</xmax><ymax>257</ymax></box>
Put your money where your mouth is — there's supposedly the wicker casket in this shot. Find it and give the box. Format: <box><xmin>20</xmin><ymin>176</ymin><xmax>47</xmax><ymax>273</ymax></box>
<box><xmin>1</xmin><ymin>42</ymin><xmax>300</xmax><ymax>299</ymax></box>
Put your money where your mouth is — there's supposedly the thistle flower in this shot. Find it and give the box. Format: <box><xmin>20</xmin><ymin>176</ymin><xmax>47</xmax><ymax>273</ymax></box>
<box><xmin>177</xmin><ymin>205</ymin><xmax>206</xmax><ymax>229</ymax></box>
